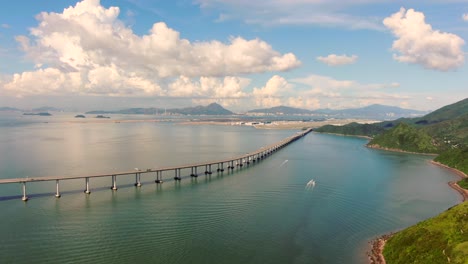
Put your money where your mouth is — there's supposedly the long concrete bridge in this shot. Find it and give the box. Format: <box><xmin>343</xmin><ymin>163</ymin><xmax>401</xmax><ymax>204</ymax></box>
<box><xmin>0</xmin><ymin>128</ymin><xmax>313</xmax><ymax>201</ymax></box>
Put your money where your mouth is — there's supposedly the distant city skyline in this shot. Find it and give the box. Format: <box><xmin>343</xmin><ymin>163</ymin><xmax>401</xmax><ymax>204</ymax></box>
<box><xmin>0</xmin><ymin>0</ymin><xmax>467</xmax><ymax>111</ymax></box>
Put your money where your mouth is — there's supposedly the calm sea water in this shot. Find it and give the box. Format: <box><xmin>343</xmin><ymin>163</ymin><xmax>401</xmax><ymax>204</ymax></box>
<box><xmin>0</xmin><ymin>113</ymin><xmax>460</xmax><ymax>264</ymax></box>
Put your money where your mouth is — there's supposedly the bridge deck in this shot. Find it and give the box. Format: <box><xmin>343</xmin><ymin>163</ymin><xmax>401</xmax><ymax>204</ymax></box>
<box><xmin>0</xmin><ymin>129</ymin><xmax>312</xmax><ymax>184</ymax></box>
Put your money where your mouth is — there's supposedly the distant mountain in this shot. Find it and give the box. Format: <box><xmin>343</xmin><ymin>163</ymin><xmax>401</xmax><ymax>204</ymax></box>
<box><xmin>248</xmin><ymin>106</ymin><xmax>313</xmax><ymax>115</ymax></box>
<box><xmin>87</xmin><ymin>103</ymin><xmax>233</xmax><ymax>116</ymax></box>
<box><xmin>317</xmin><ymin>98</ymin><xmax>468</xmax><ymax>154</ymax></box>
<box><xmin>247</xmin><ymin>104</ymin><xmax>426</xmax><ymax>120</ymax></box>
<box><xmin>0</xmin><ymin>107</ymin><xmax>21</xmax><ymax>112</ymax></box>
<box><xmin>169</xmin><ymin>103</ymin><xmax>233</xmax><ymax>115</ymax></box>
<box><xmin>411</xmin><ymin>98</ymin><xmax>468</xmax><ymax>125</ymax></box>
<box><xmin>313</xmin><ymin>104</ymin><xmax>427</xmax><ymax>120</ymax></box>
<box><xmin>32</xmin><ymin>106</ymin><xmax>62</xmax><ymax>112</ymax></box>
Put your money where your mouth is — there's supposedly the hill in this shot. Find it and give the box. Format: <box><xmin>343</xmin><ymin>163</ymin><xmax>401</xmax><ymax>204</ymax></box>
<box><xmin>247</xmin><ymin>104</ymin><xmax>425</xmax><ymax>120</ymax></box>
<box><xmin>383</xmin><ymin>202</ymin><xmax>468</xmax><ymax>264</ymax></box>
<box><xmin>314</xmin><ymin>122</ymin><xmax>385</xmax><ymax>138</ymax></box>
<box><xmin>314</xmin><ymin>104</ymin><xmax>426</xmax><ymax>120</ymax></box>
<box><xmin>0</xmin><ymin>107</ymin><xmax>22</xmax><ymax>112</ymax></box>
<box><xmin>316</xmin><ymin>98</ymin><xmax>468</xmax><ymax>151</ymax></box>
<box><xmin>86</xmin><ymin>103</ymin><xmax>233</xmax><ymax>116</ymax></box>
<box><xmin>368</xmin><ymin>122</ymin><xmax>439</xmax><ymax>153</ymax></box>
<box><xmin>169</xmin><ymin>103</ymin><xmax>233</xmax><ymax>115</ymax></box>
<box><xmin>248</xmin><ymin>106</ymin><xmax>313</xmax><ymax>115</ymax></box>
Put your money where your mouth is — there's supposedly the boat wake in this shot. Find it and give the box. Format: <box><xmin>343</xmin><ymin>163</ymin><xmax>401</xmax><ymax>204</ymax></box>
<box><xmin>306</xmin><ymin>179</ymin><xmax>316</xmax><ymax>190</ymax></box>
<box><xmin>279</xmin><ymin>160</ymin><xmax>288</xmax><ymax>167</ymax></box>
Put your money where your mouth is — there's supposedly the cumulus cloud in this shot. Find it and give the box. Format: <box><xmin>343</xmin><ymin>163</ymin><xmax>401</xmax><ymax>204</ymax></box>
<box><xmin>317</xmin><ymin>54</ymin><xmax>358</xmax><ymax>66</ymax></box>
<box><xmin>2</xmin><ymin>0</ymin><xmax>299</xmax><ymax>98</ymax></box>
<box><xmin>252</xmin><ymin>75</ymin><xmax>291</xmax><ymax>107</ymax></box>
<box><xmin>383</xmin><ymin>8</ymin><xmax>465</xmax><ymax>71</ymax></box>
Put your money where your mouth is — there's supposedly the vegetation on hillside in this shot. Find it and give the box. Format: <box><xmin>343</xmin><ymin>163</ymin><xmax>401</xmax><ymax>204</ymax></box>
<box><xmin>314</xmin><ymin>122</ymin><xmax>385</xmax><ymax>138</ymax></box>
<box><xmin>383</xmin><ymin>202</ymin><xmax>468</xmax><ymax>264</ymax></box>
<box><xmin>434</xmin><ymin>147</ymin><xmax>468</xmax><ymax>175</ymax></box>
<box><xmin>368</xmin><ymin>122</ymin><xmax>439</xmax><ymax>153</ymax></box>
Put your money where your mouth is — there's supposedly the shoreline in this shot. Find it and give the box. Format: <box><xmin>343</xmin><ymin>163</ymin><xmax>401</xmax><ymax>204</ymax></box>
<box><xmin>366</xmin><ymin>144</ymin><xmax>438</xmax><ymax>156</ymax></box>
<box><xmin>430</xmin><ymin>160</ymin><xmax>468</xmax><ymax>202</ymax></box>
<box><xmin>368</xmin><ymin>233</ymin><xmax>394</xmax><ymax>264</ymax></box>
<box><xmin>364</xmin><ymin>148</ymin><xmax>467</xmax><ymax>264</ymax></box>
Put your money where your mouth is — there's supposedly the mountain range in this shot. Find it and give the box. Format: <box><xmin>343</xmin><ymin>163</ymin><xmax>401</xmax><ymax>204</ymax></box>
<box><xmin>1</xmin><ymin>103</ymin><xmax>428</xmax><ymax>119</ymax></box>
<box><xmin>248</xmin><ymin>104</ymin><xmax>427</xmax><ymax>120</ymax></box>
<box><xmin>316</xmin><ymin>97</ymin><xmax>468</xmax><ymax>154</ymax></box>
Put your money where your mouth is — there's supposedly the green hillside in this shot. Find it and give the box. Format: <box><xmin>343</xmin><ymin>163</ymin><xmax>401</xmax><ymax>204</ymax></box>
<box><xmin>434</xmin><ymin>147</ymin><xmax>468</xmax><ymax>176</ymax></box>
<box><xmin>368</xmin><ymin>122</ymin><xmax>439</xmax><ymax>153</ymax></box>
<box><xmin>383</xmin><ymin>202</ymin><xmax>468</xmax><ymax>264</ymax></box>
<box><xmin>413</xmin><ymin>98</ymin><xmax>468</xmax><ymax>125</ymax></box>
<box><xmin>314</xmin><ymin>122</ymin><xmax>385</xmax><ymax>137</ymax></box>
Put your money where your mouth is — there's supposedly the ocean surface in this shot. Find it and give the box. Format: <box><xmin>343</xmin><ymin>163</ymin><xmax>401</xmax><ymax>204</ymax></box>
<box><xmin>0</xmin><ymin>113</ymin><xmax>461</xmax><ymax>264</ymax></box>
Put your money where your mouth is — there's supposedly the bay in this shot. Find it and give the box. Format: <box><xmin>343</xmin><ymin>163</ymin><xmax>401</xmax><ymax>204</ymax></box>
<box><xmin>0</xmin><ymin>114</ymin><xmax>460</xmax><ymax>263</ymax></box>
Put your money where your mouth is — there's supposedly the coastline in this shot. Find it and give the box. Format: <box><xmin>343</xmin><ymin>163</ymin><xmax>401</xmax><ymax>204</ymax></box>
<box><xmin>363</xmin><ymin>147</ymin><xmax>467</xmax><ymax>263</ymax></box>
<box><xmin>368</xmin><ymin>233</ymin><xmax>393</xmax><ymax>264</ymax></box>
<box><xmin>366</xmin><ymin>144</ymin><xmax>438</xmax><ymax>156</ymax></box>
<box><xmin>430</xmin><ymin>160</ymin><xmax>468</xmax><ymax>202</ymax></box>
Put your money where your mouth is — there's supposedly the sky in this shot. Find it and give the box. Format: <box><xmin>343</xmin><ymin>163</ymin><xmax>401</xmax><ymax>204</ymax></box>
<box><xmin>0</xmin><ymin>0</ymin><xmax>467</xmax><ymax>112</ymax></box>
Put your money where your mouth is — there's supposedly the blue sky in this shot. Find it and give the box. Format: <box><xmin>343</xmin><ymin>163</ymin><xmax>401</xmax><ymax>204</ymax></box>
<box><xmin>0</xmin><ymin>0</ymin><xmax>467</xmax><ymax>112</ymax></box>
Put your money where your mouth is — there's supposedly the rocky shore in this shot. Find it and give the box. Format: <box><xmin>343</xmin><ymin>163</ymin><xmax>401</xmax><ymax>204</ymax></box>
<box><xmin>368</xmin><ymin>233</ymin><xmax>393</xmax><ymax>264</ymax></box>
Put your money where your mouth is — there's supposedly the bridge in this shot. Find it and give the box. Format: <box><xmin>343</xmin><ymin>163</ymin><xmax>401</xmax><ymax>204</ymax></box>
<box><xmin>0</xmin><ymin>128</ymin><xmax>313</xmax><ymax>201</ymax></box>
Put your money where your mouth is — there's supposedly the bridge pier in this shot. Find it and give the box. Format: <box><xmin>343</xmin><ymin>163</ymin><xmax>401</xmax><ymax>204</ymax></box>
<box><xmin>216</xmin><ymin>163</ymin><xmax>224</xmax><ymax>172</ymax></box>
<box><xmin>111</xmin><ymin>175</ymin><xmax>117</xmax><ymax>190</ymax></box>
<box><xmin>21</xmin><ymin>182</ymin><xmax>28</xmax><ymax>201</ymax></box>
<box><xmin>55</xmin><ymin>180</ymin><xmax>61</xmax><ymax>198</ymax></box>
<box><xmin>191</xmin><ymin>167</ymin><xmax>198</xmax><ymax>177</ymax></box>
<box><xmin>84</xmin><ymin>177</ymin><xmax>91</xmax><ymax>194</ymax></box>
<box><xmin>155</xmin><ymin>171</ymin><xmax>163</xmax><ymax>183</ymax></box>
<box><xmin>174</xmin><ymin>169</ymin><xmax>181</xmax><ymax>181</ymax></box>
<box><xmin>134</xmin><ymin>173</ymin><xmax>142</xmax><ymax>187</ymax></box>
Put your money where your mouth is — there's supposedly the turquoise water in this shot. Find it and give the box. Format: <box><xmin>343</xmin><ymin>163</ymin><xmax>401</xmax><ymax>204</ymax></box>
<box><xmin>0</xmin><ymin>114</ymin><xmax>460</xmax><ymax>263</ymax></box>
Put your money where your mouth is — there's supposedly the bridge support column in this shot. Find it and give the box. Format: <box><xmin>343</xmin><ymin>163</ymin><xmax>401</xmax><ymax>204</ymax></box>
<box><xmin>84</xmin><ymin>177</ymin><xmax>91</xmax><ymax>194</ymax></box>
<box><xmin>155</xmin><ymin>171</ymin><xmax>163</xmax><ymax>183</ymax></box>
<box><xmin>134</xmin><ymin>173</ymin><xmax>142</xmax><ymax>187</ymax></box>
<box><xmin>21</xmin><ymin>182</ymin><xmax>28</xmax><ymax>201</ymax></box>
<box><xmin>208</xmin><ymin>164</ymin><xmax>212</xmax><ymax>174</ymax></box>
<box><xmin>111</xmin><ymin>175</ymin><xmax>117</xmax><ymax>190</ymax></box>
<box><xmin>174</xmin><ymin>169</ymin><xmax>181</xmax><ymax>181</ymax></box>
<box><xmin>55</xmin><ymin>180</ymin><xmax>61</xmax><ymax>198</ymax></box>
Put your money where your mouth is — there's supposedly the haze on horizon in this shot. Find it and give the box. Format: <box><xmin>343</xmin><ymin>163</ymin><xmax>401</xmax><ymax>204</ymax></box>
<box><xmin>0</xmin><ymin>0</ymin><xmax>467</xmax><ymax>112</ymax></box>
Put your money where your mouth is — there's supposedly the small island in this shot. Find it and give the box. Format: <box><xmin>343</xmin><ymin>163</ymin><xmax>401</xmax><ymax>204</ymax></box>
<box><xmin>74</xmin><ymin>114</ymin><xmax>86</xmax><ymax>118</ymax></box>
<box><xmin>95</xmin><ymin>115</ymin><xmax>110</xmax><ymax>119</ymax></box>
<box><xmin>23</xmin><ymin>112</ymin><xmax>52</xmax><ymax>116</ymax></box>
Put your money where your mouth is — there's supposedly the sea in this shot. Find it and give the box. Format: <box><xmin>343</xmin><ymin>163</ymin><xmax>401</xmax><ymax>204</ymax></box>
<box><xmin>0</xmin><ymin>112</ymin><xmax>460</xmax><ymax>264</ymax></box>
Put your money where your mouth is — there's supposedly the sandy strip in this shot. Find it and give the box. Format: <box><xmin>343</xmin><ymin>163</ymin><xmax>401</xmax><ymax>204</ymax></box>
<box><xmin>430</xmin><ymin>161</ymin><xmax>468</xmax><ymax>202</ymax></box>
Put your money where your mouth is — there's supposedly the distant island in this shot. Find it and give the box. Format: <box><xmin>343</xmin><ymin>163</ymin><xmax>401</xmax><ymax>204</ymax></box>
<box><xmin>86</xmin><ymin>103</ymin><xmax>234</xmax><ymax>116</ymax></box>
<box><xmin>95</xmin><ymin>115</ymin><xmax>110</xmax><ymax>119</ymax></box>
<box><xmin>74</xmin><ymin>115</ymin><xmax>86</xmax><ymax>118</ymax></box>
<box><xmin>23</xmin><ymin>112</ymin><xmax>52</xmax><ymax>116</ymax></box>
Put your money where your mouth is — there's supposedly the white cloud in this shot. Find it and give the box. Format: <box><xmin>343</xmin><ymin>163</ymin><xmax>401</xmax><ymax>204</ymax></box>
<box><xmin>1</xmin><ymin>24</ymin><xmax>10</xmax><ymax>29</ymax></box>
<box><xmin>463</xmin><ymin>13</ymin><xmax>468</xmax><ymax>21</ymax></box>
<box><xmin>2</xmin><ymin>0</ymin><xmax>299</xmax><ymax>98</ymax></box>
<box><xmin>383</xmin><ymin>8</ymin><xmax>465</xmax><ymax>71</ymax></box>
<box><xmin>252</xmin><ymin>75</ymin><xmax>291</xmax><ymax>107</ymax></box>
<box><xmin>316</xmin><ymin>54</ymin><xmax>358</xmax><ymax>66</ymax></box>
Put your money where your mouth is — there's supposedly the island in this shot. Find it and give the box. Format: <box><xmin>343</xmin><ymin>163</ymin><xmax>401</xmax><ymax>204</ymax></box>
<box><xmin>23</xmin><ymin>112</ymin><xmax>52</xmax><ymax>116</ymax></box>
<box><xmin>74</xmin><ymin>114</ymin><xmax>86</xmax><ymax>118</ymax></box>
